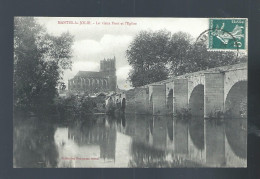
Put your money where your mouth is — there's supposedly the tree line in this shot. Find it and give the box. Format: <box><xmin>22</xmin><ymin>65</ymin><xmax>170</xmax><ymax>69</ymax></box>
<box><xmin>14</xmin><ymin>17</ymin><xmax>74</xmax><ymax>114</ymax></box>
<box><xmin>126</xmin><ymin>30</ymin><xmax>247</xmax><ymax>87</ymax></box>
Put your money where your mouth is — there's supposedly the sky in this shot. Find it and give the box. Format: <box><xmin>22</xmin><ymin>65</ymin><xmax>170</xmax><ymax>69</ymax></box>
<box><xmin>36</xmin><ymin>17</ymin><xmax>208</xmax><ymax>90</ymax></box>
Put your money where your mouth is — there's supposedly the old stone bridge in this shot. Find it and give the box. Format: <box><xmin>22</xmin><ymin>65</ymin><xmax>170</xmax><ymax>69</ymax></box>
<box><xmin>129</xmin><ymin>63</ymin><xmax>247</xmax><ymax>118</ymax></box>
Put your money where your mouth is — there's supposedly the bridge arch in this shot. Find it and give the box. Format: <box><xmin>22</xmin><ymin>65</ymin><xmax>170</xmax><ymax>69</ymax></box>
<box><xmin>166</xmin><ymin>89</ymin><xmax>173</xmax><ymax>114</ymax></box>
<box><xmin>121</xmin><ymin>98</ymin><xmax>126</xmax><ymax>111</ymax></box>
<box><xmin>149</xmin><ymin>94</ymin><xmax>153</xmax><ymax>113</ymax></box>
<box><xmin>188</xmin><ymin>76</ymin><xmax>205</xmax><ymax>103</ymax></box>
<box><xmin>189</xmin><ymin>84</ymin><xmax>204</xmax><ymax>117</ymax></box>
<box><xmin>224</xmin><ymin>69</ymin><xmax>247</xmax><ymax>102</ymax></box>
<box><xmin>224</xmin><ymin>80</ymin><xmax>247</xmax><ymax>118</ymax></box>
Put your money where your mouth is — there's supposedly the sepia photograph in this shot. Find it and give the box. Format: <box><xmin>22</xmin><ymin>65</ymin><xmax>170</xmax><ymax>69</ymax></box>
<box><xmin>13</xmin><ymin>17</ymin><xmax>247</xmax><ymax>168</ymax></box>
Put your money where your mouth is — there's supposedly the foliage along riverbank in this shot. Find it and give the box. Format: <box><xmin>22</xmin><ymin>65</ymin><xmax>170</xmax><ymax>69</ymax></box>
<box><xmin>13</xmin><ymin>17</ymin><xmax>103</xmax><ymax>121</ymax></box>
<box><xmin>55</xmin><ymin>94</ymin><xmax>106</xmax><ymax>121</ymax></box>
<box><xmin>14</xmin><ymin>94</ymin><xmax>107</xmax><ymax>123</ymax></box>
<box><xmin>14</xmin><ymin>17</ymin><xmax>74</xmax><ymax>120</ymax></box>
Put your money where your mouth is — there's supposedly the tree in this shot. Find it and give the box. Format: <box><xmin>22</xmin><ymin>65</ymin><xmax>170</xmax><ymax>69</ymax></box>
<box><xmin>128</xmin><ymin>63</ymin><xmax>168</xmax><ymax>87</ymax></box>
<box><xmin>167</xmin><ymin>31</ymin><xmax>242</xmax><ymax>76</ymax></box>
<box><xmin>14</xmin><ymin>17</ymin><xmax>74</xmax><ymax>113</ymax></box>
<box><xmin>126</xmin><ymin>30</ymin><xmax>170</xmax><ymax>87</ymax></box>
<box><xmin>126</xmin><ymin>30</ymin><xmax>246</xmax><ymax>87</ymax></box>
<box><xmin>166</xmin><ymin>32</ymin><xmax>194</xmax><ymax>76</ymax></box>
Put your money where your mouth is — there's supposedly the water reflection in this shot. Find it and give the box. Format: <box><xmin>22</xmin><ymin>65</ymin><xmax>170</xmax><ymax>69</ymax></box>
<box><xmin>225</xmin><ymin>118</ymin><xmax>247</xmax><ymax>167</ymax></box>
<box><xmin>13</xmin><ymin>114</ymin><xmax>247</xmax><ymax>168</ymax></box>
<box><xmin>204</xmin><ymin>120</ymin><xmax>226</xmax><ymax>167</ymax></box>
<box><xmin>13</xmin><ymin>117</ymin><xmax>58</xmax><ymax>168</ymax></box>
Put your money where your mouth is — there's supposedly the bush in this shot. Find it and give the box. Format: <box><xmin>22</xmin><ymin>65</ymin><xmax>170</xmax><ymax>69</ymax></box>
<box><xmin>55</xmin><ymin>95</ymin><xmax>96</xmax><ymax>120</ymax></box>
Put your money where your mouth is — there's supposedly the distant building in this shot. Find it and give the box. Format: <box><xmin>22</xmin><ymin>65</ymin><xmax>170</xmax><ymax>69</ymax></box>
<box><xmin>68</xmin><ymin>57</ymin><xmax>117</xmax><ymax>94</ymax></box>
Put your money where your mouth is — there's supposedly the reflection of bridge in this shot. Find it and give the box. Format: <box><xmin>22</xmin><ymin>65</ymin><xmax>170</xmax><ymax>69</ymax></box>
<box><xmin>58</xmin><ymin>115</ymin><xmax>246</xmax><ymax>167</ymax></box>
<box><xmin>122</xmin><ymin>115</ymin><xmax>247</xmax><ymax>167</ymax></box>
<box><xmin>131</xmin><ymin>63</ymin><xmax>247</xmax><ymax>118</ymax></box>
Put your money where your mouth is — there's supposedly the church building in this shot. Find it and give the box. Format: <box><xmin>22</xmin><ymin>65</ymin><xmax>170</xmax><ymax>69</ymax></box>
<box><xmin>68</xmin><ymin>57</ymin><xmax>117</xmax><ymax>94</ymax></box>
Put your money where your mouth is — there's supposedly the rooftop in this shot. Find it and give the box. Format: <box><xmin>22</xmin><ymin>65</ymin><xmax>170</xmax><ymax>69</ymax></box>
<box><xmin>74</xmin><ymin>71</ymin><xmax>106</xmax><ymax>78</ymax></box>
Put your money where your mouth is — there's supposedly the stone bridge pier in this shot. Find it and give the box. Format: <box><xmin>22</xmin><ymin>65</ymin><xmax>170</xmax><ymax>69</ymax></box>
<box><xmin>133</xmin><ymin>63</ymin><xmax>247</xmax><ymax>118</ymax></box>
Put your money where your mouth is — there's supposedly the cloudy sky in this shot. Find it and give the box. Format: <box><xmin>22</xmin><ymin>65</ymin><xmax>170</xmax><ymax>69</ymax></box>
<box><xmin>36</xmin><ymin>17</ymin><xmax>208</xmax><ymax>90</ymax></box>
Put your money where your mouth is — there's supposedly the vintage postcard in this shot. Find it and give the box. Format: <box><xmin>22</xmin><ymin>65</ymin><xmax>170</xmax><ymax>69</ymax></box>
<box><xmin>13</xmin><ymin>17</ymin><xmax>247</xmax><ymax>168</ymax></box>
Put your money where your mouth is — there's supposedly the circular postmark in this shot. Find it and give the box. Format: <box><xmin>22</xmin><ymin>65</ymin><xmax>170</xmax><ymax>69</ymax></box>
<box><xmin>194</xmin><ymin>28</ymin><xmax>241</xmax><ymax>57</ymax></box>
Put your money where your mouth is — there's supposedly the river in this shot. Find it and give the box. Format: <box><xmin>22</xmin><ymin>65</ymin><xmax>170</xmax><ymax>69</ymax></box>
<box><xmin>13</xmin><ymin>114</ymin><xmax>247</xmax><ymax>168</ymax></box>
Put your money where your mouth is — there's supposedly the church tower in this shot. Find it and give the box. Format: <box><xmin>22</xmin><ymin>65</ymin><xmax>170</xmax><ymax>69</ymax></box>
<box><xmin>100</xmin><ymin>56</ymin><xmax>117</xmax><ymax>92</ymax></box>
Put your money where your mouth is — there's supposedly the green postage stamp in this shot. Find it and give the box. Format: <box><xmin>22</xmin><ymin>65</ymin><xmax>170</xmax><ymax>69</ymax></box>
<box><xmin>209</xmin><ymin>18</ymin><xmax>247</xmax><ymax>51</ymax></box>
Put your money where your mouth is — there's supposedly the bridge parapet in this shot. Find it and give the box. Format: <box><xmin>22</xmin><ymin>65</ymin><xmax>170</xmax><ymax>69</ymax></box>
<box><xmin>129</xmin><ymin>63</ymin><xmax>247</xmax><ymax>118</ymax></box>
<box><xmin>204</xmin><ymin>73</ymin><xmax>224</xmax><ymax>118</ymax></box>
<box><xmin>134</xmin><ymin>87</ymin><xmax>149</xmax><ymax>114</ymax></box>
<box><xmin>149</xmin><ymin>84</ymin><xmax>167</xmax><ymax>115</ymax></box>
